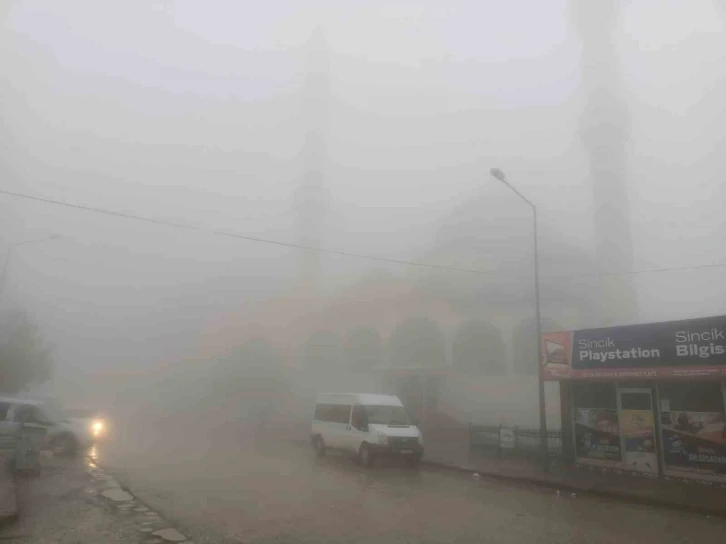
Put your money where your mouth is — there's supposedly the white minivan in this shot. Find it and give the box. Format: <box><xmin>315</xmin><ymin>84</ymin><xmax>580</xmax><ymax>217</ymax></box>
<box><xmin>311</xmin><ymin>393</ymin><xmax>423</xmax><ymax>468</ymax></box>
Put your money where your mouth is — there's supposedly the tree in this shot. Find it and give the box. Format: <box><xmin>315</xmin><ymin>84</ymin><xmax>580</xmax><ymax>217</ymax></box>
<box><xmin>452</xmin><ymin>320</ymin><xmax>507</xmax><ymax>376</ymax></box>
<box><xmin>388</xmin><ymin>317</ymin><xmax>446</xmax><ymax>368</ymax></box>
<box><xmin>345</xmin><ymin>327</ymin><xmax>383</xmax><ymax>371</ymax></box>
<box><xmin>0</xmin><ymin>317</ymin><xmax>52</xmax><ymax>394</ymax></box>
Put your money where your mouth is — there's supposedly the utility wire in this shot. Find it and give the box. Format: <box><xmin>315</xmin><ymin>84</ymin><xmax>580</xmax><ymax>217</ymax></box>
<box><xmin>3</xmin><ymin>188</ymin><xmax>725</xmax><ymax>281</ymax></box>
<box><xmin>541</xmin><ymin>262</ymin><xmax>726</xmax><ymax>280</ymax></box>
<box><xmin>0</xmin><ymin>188</ymin><xmax>504</xmax><ymax>276</ymax></box>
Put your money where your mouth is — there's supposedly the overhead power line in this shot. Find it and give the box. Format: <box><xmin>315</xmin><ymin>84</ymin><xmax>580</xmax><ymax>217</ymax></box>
<box><xmin>3</xmin><ymin>188</ymin><xmax>725</xmax><ymax>281</ymax></box>
<box><xmin>542</xmin><ymin>262</ymin><xmax>726</xmax><ymax>280</ymax></box>
<box><xmin>0</xmin><ymin>189</ymin><xmax>504</xmax><ymax>276</ymax></box>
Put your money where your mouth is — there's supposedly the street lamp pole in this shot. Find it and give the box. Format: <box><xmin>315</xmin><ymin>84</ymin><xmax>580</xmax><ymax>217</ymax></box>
<box><xmin>489</xmin><ymin>168</ymin><xmax>548</xmax><ymax>471</ymax></box>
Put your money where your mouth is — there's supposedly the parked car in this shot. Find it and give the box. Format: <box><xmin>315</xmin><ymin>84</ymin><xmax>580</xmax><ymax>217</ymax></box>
<box><xmin>311</xmin><ymin>393</ymin><xmax>424</xmax><ymax>468</ymax></box>
<box><xmin>0</xmin><ymin>397</ymin><xmax>94</xmax><ymax>456</ymax></box>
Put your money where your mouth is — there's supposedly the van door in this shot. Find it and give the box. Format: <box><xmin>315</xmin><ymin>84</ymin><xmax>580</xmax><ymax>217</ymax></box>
<box><xmin>327</xmin><ymin>404</ymin><xmax>352</xmax><ymax>450</ymax></box>
<box><xmin>346</xmin><ymin>404</ymin><xmax>370</xmax><ymax>453</ymax></box>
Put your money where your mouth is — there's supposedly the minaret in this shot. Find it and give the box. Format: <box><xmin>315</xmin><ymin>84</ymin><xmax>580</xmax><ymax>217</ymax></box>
<box><xmin>572</xmin><ymin>1</ymin><xmax>637</xmax><ymax>326</ymax></box>
<box><xmin>293</xmin><ymin>26</ymin><xmax>331</xmax><ymax>292</ymax></box>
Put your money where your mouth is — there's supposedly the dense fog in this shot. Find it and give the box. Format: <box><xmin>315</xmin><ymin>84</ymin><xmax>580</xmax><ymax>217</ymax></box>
<box><xmin>1</xmin><ymin>1</ymin><xmax>725</xmax><ymax>431</ymax></box>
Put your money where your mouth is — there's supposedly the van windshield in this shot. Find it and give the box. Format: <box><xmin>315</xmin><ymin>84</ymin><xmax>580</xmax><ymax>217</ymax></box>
<box><xmin>363</xmin><ymin>405</ymin><xmax>412</xmax><ymax>426</ymax></box>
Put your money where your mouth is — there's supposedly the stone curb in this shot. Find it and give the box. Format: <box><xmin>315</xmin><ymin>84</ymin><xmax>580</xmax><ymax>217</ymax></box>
<box><xmin>421</xmin><ymin>458</ymin><xmax>726</xmax><ymax>520</ymax></box>
<box><xmin>87</xmin><ymin>458</ymin><xmax>192</xmax><ymax>542</ymax></box>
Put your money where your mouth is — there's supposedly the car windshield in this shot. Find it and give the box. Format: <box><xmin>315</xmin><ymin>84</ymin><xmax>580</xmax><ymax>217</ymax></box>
<box><xmin>363</xmin><ymin>405</ymin><xmax>412</xmax><ymax>426</ymax></box>
<box><xmin>37</xmin><ymin>402</ymin><xmax>64</xmax><ymax>423</ymax></box>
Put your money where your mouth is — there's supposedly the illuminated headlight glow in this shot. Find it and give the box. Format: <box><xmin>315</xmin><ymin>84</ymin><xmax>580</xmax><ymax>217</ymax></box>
<box><xmin>91</xmin><ymin>420</ymin><xmax>105</xmax><ymax>436</ymax></box>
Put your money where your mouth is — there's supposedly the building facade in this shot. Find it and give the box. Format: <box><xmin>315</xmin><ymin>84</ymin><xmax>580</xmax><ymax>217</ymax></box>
<box><xmin>544</xmin><ymin>314</ymin><xmax>726</xmax><ymax>484</ymax></box>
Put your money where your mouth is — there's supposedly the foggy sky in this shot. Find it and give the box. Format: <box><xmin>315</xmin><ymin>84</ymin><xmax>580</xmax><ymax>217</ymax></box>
<box><xmin>2</xmin><ymin>0</ymin><xmax>726</xmax><ymax>397</ymax></box>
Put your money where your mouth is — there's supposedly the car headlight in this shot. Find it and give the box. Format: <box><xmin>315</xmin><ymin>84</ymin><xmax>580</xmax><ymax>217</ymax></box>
<box><xmin>418</xmin><ymin>434</ymin><xmax>423</xmax><ymax>445</ymax></box>
<box><xmin>91</xmin><ymin>420</ymin><xmax>105</xmax><ymax>436</ymax></box>
<box><xmin>377</xmin><ymin>433</ymin><xmax>388</xmax><ymax>445</ymax></box>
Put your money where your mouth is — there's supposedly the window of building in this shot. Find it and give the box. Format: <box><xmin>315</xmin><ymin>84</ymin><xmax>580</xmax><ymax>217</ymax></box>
<box><xmin>571</xmin><ymin>382</ymin><xmax>621</xmax><ymax>464</ymax></box>
<box><xmin>572</xmin><ymin>382</ymin><xmax>617</xmax><ymax>410</ymax></box>
<box><xmin>659</xmin><ymin>381</ymin><xmax>726</xmax><ymax>480</ymax></box>
<box><xmin>659</xmin><ymin>382</ymin><xmax>724</xmax><ymax>414</ymax></box>
<box><xmin>620</xmin><ymin>392</ymin><xmax>652</xmax><ymax>411</ymax></box>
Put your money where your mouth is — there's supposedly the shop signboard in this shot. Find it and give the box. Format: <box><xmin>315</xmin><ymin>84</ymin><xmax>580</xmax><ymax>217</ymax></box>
<box><xmin>542</xmin><ymin>314</ymin><xmax>726</xmax><ymax>380</ymax></box>
<box><xmin>661</xmin><ymin>411</ymin><xmax>726</xmax><ymax>482</ymax></box>
<box><xmin>542</xmin><ymin>332</ymin><xmax>573</xmax><ymax>380</ymax></box>
<box><xmin>574</xmin><ymin>408</ymin><xmax>621</xmax><ymax>464</ymax></box>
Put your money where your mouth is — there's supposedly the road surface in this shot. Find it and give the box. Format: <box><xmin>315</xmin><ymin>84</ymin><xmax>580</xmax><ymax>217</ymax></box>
<box><xmin>96</xmin><ymin>425</ymin><xmax>726</xmax><ymax>543</ymax></box>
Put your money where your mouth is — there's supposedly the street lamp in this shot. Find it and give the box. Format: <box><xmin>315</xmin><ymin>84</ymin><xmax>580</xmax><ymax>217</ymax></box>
<box><xmin>0</xmin><ymin>235</ymin><xmax>63</xmax><ymax>304</ymax></box>
<box><xmin>489</xmin><ymin>168</ymin><xmax>548</xmax><ymax>471</ymax></box>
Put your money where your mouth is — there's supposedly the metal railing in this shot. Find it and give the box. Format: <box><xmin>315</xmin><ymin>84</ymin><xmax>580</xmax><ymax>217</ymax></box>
<box><xmin>468</xmin><ymin>423</ymin><xmax>562</xmax><ymax>459</ymax></box>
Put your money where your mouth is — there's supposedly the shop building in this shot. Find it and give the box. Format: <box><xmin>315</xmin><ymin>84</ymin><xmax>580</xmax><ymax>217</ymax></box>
<box><xmin>544</xmin><ymin>314</ymin><xmax>726</xmax><ymax>484</ymax></box>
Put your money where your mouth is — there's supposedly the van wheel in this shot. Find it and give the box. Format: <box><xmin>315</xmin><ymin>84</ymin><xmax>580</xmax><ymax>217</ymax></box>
<box><xmin>359</xmin><ymin>443</ymin><xmax>373</xmax><ymax>468</ymax></box>
<box><xmin>312</xmin><ymin>436</ymin><xmax>326</xmax><ymax>457</ymax></box>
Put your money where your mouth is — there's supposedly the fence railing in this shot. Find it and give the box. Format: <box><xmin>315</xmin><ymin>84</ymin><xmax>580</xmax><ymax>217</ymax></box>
<box><xmin>468</xmin><ymin>423</ymin><xmax>562</xmax><ymax>459</ymax></box>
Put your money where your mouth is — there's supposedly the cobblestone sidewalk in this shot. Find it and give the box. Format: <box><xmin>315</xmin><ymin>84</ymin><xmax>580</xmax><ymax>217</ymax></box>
<box><xmin>0</xmin><ymin>453</ymin><xmax>192</xmax><ymax>543</ymax></box>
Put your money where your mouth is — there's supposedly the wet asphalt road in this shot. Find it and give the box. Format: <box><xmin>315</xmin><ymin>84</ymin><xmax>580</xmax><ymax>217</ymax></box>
<box><xmin>96</xmin><ymin>428</ymin><xmax>726</xmax><ymax>544</ymax></box>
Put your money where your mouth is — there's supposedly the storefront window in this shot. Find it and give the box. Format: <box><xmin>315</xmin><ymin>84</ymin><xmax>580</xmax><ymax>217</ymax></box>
<box><xmin>659</xmin><ymin>382</ymin><xmax>723</xmax><ymax>413</ymax></box>
<box><xmin>572</xmin><ymin>383</ymin><xmax>621</xmax><ymax>465</ymax></box>
<box><xmin>573</xmin><ymin>383</ymin><xmax>617</xmax><ymax>410</ymax></box>
<box><xmin>659</xmin><ymin>382</ymin><xmax>726</xmax><ymax>482</ymax></box>
<box><xmin>620</xmin><ymin>392</ymin><xmax>652</xmax><ymax>411</ymax></box>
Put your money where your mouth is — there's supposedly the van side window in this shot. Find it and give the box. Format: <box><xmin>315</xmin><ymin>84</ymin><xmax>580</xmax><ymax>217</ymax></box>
<box><xmin>351</xmin><ymin>405</ymin><xmax>368</xmax><ymax>430</ymax></box>
<box><xmin>332</xmin><ymin>405</ymin><xmax>351</xmax><ymax>424</ymax></box>
<box><xmin>314</xmin><ymin>404</ymin><xmax>332</xmax><ymax>422</ymax></box>
<box><xmin>0</xmin><ymin>403</ymin><xmax>10</xmax><ymax>422</ymax></box>
<box><xmin>314</xmin><ymin>403</ymin><xmax>351</xmax><ymax>424</ymax></box>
